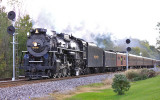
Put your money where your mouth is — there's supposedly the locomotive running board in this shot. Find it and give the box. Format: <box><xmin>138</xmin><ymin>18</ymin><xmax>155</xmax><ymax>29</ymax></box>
<box><xmin>19</xmin><ymin>76</ymin><xmax>25</xmax><ymax>78</ymax></box>
<box><xmin>57</xmin><ymin>47</ymin><xmax>84</xmax><ymax>52</ymax></box>
<box><xmin>49</xmin><ymin>51</ymin><xmax>58</xmax><ymax>53</ymax></box>
<box><xmin>29</xmin><ymin>61</ymin><xmax>43</xmax><ymax>63</ymax></box>
<box><xmin>22</xmin><ymin>51</ymin><xmax>28</xmax><ymax>53</ymax></box>
<box><xmin>42</xmin><ymin>76</ymin><xmax>49</xmax><ymax>78</ymax></box>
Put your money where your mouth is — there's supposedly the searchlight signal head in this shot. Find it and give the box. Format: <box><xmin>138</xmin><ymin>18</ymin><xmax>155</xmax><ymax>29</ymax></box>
<box><xmin>126</xmin><ymin>39</ymin><xmax>131</xmax><ymax>44</ymax></box>
<box><xmin>127</xmin><ymin>47</ymin><xmax>131</xmax><ymax>52</ymax></box>
<box><xmin>7</xmin><ymin>25</ymin><xmax>15</xmax><ymax>35</ymax></box>
<box><xmin>8</xmin><ymin>11</ymin><xmax>16</xmax><ymax>21</ymax></box>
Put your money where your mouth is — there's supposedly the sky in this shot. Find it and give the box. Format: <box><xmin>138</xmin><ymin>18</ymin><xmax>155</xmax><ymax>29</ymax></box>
<box><xmin>1</xmin><ymin>0</ymin><xmax>160</xmax><ymax>46</ymax></box>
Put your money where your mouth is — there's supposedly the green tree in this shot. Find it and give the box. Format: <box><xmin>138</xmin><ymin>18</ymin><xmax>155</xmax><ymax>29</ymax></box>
<box><xmin>140</xmin><ymin>40</ymin><xmax>151</xmax><ymax>52</ymax></box>
<box><xmin>149</xmin><ymin>45</ymin><xmax>160</xmax><ymax>59</ymax></box>
<box><xmin>15</xmin><ymin>15</ymin><xmax>32</xmax><ymax>57</ymax></box>
<box><xmin>141</xmin><ymin>49</ymin><xmax>150</xmax><ymax>57</ymax></box>
<box><xmin>0</xmin><ymin>7</ymin><xmax>12</xmax><ymax>78</ymax></box>
<box><xmin>156</xmin><ymin>22</ymin><xmax>160</xmax><ymax>49</ymax></box>
<box><xmin>112</xmin><ymin>74</ymin><xmax>130</xmax><ymax>95</ymax></box>
<box><xmin>130</xmin><ymin>47</ymin><xmax>140</xmax><ymax>55</ymax></box>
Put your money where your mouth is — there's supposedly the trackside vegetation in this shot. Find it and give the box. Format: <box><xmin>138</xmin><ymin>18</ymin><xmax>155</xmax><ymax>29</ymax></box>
<box><xmin>66</xmin><ymin>75</ymin><xmax>160</xmax><ymax>100</ymax></box>
<box><xmin>125</xmin><ymin>69</ymin><xmax>156</xmax><ymax>81</ymax></box>
<box><xmin>112</xmin><ymin>74</ymin><xmax>130</xmax><ymax>95</ymax></box>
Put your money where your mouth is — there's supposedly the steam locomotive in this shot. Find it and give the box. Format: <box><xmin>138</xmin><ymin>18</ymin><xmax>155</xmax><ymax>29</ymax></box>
<box><xmin>20</xmin><ymin>28</ymin><xmax>160</xmax><ymax>79</ymax></box>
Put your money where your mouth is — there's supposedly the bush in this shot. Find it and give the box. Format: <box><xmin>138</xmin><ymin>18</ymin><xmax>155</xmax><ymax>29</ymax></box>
<box><xmin>147</xmin><ymin>69</ymin><xmax>156</xmax><ymax>78</ymax></box>
<box><xmin>112</xmin><ymin>74</ymin><xmax>130</xmax><ymax>95</ymax></box>
<box><xmin>157</xmin><ymin>72</ymin><xmax>160</xmax><ymax>75</ymax></box>
<box><xmin>125</xmin><ymin>69</ymin><xmax>156</xmax><ymax>81</ymax></box>
<box><xmin>125</xmin><ymin>69</ymin><xmax>139</xmax><ymax>80</ymax></box>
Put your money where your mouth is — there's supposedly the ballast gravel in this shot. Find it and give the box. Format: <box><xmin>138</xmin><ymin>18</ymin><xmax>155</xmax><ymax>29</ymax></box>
<box><xmin>0</xmin><ymin>74</ymin><xmax>115</xmax><ymax>100</ymax></box>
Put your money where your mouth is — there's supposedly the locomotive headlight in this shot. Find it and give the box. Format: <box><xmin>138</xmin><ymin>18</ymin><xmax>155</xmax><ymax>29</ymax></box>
<box><xmin>33</xmin><ymin>42</ymin><xmax>38</xmax><ymax>47</ymax></box>
<box><xmin>35</xmin><ymin>29</ymin><xmax>39</xmax><ymax>33</ymax></box>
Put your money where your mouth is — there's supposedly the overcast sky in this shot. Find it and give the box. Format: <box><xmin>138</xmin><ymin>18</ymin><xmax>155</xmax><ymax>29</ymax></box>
<box><xmin>2</xmin><ymin>0</ymin><xmax>160</xmax><ymax>46</ymax></box>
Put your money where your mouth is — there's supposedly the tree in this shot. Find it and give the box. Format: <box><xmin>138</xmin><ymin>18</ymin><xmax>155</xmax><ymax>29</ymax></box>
<box><xmin>130</xmin><ymin>47</ymin><xmax>140</xmax><ymax>55</ymax></box>
<box><xmin>15</xmin><ymin>15</ymin><xmax>32</xmax><ymax>56</ymax></box>
<box><xmin>0</xmin><ymin>7</ymin><xmax>12</xmax><ymax>77</ymax></box>
<box><xmin>112</xmin><ymin>74</ymin><xmax>130</xmax><ymax>95</ymax></box>
<box><xmin>141</xmin><ymin>49</ymin><xmax>150</xmax><ymax>57</ymax></box>
<box><xmin>156</xmin><ymin>22</ymin><xmax>160</xmax><ymax>49</ymax></box>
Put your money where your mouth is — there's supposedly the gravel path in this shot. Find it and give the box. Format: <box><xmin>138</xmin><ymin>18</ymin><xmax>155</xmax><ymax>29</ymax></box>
<box><xmin>0</xmin><ymin>74</ymin><xmax>115</xmax><ymax>100</ymax></box>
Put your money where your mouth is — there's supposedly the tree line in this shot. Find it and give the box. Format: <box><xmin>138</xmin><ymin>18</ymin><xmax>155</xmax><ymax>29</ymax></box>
<box><xmin>94</xmin><ymin>34</ymin><xmax>160</xmax><ymax>60</ymax></box>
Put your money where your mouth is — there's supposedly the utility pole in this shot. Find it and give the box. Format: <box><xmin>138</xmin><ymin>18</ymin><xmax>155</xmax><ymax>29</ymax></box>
<box><xmin>7</xmin><ymin>11</ymin><xmax>16</xmax><ymax>81</ymax></box>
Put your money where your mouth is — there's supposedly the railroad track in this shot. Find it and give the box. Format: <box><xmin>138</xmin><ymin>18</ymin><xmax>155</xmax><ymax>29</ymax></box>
<box><xmin>0</xmin><ymin>77</ymin><xmax>25</xmax><ymax>81</ymax></box>
<box><xmin>0</xmin><ymin>71</ymin><xmax>123</xmax><ymax>88</ymax></box>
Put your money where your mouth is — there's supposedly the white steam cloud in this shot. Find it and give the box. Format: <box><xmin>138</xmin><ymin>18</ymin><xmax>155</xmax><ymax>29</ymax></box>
<box><xmin>24</xmin><ymin>0</ymin><xmax>113</xmax><ymax>42</ymax></box>
<box><xmin>2</xmin><ymin>0</ymin><xmax>160</xmax><ymax>45</ymax></box>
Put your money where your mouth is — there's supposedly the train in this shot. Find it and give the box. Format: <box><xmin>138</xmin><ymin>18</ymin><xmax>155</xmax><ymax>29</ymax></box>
<box><xmin>19</xmin><ymin>28</ymin><xmax>160</xmax><ymax>79</ymax></box>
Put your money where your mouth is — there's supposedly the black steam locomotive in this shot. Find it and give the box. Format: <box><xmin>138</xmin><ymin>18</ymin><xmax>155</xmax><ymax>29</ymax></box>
<box><xmin>20</xmin><ymin>28</ymin><xmax>158</xmax><ymax>79</ymax></box>
<box><xmin>20</xmin><ymin>28</ymin><xmax>103</xmax><ymax>79</ymax></box>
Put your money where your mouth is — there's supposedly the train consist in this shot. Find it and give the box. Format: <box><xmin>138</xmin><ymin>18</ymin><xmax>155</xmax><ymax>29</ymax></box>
<box><xmin>20</xmin><ymin>28</ymin><xmax>160</xmax><ymax>79</ymax></box>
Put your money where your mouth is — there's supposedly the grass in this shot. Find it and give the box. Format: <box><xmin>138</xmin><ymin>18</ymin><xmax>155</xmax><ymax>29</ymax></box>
<box><xmin>66</xmin><ymin>75</ymin><xmax>160</xmax><ymax>100</ymax></box>
<box><xmin>79</xmin><ymin>83</ymin><xmax>104</xmax><ymax>88</ymax></box>
<box><xmin>32</xmin><ymin>82</ymin><xmax>110</xmax><ymax>100</ymax></box>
